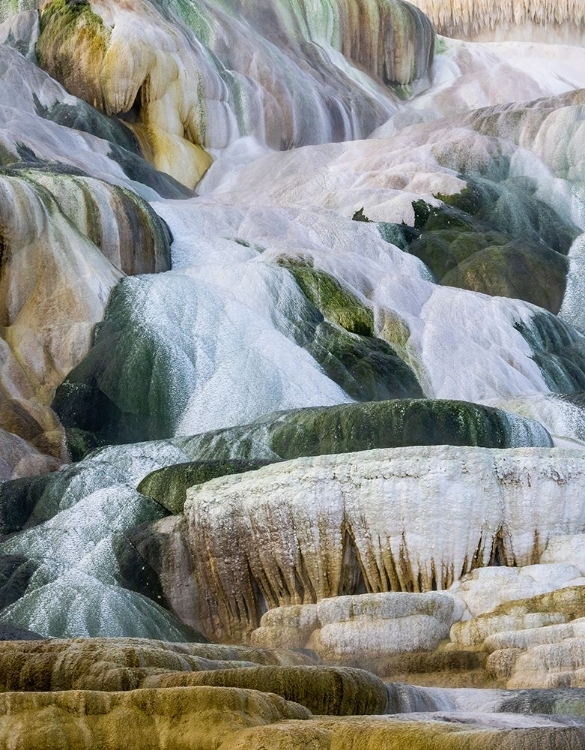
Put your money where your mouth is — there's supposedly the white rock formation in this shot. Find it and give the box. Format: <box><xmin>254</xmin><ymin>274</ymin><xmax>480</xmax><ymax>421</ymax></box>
<box><xmin>32</xmin><ymin>0</ymin><xmax>434</xmax><ymax>187</ymax></box>
<box><xmin>449</xmin><ymin>583</ymin><xmax>585</xmax><ymax>688</ymax></box>
<box><xmin>409</xmin><ymin>0</ymin><xmax>585</xmax><ymax>45</ymax></box>
<box><xmin>469</xmin><ymin>614</ymin><xmax>585</xmax><ymax>689</ymax></box>
<box><xmin>252</xmin><ymin>605</ymin><xmax>321</xmax><ymax>651</ymax></box>
<box><xmin>484</xmin><ymin>618</ymin><xmax>585</xmax><ymax>654</ymax></box>
<box><xmin>450</xmin><ymin>564</ymin><xmax>585</xmax><ymax>619</ymax></box>
<box><xmin>505</xmin><ymin>635</ymin><xmax>585</xmax><ymax>689</ymax></box>
<box><xmin>313</xmin><ymin>593</ymin><xmax>461</xmax><ymax>659</ymax></box>
<box><xmin>452</xmin><ymin>613</ymin><xmax>569</xmax><ymax>649</ymax></box>
<box><xmin>540</xmin><ymin>535</ymin><xmax>585</xmax><ymax>574</ymax></box>
<box><xmin>2</xmin><ymin>0</ymin><xmax>585</xmax><ymax>662</ymax></box>
<box><xmin>185</xmin><ymin>446</ymin><xmax>585</xmax><ymax>640</ymax></box>
<box><xmin>252</xmin><ymin>592</ymin><xmax>462</xmax><ymax>659</ymax></box>
<box><xmin>374</xmin><ymin>38</ymin><xmax>585</xmax><ymax>133</ymax></box>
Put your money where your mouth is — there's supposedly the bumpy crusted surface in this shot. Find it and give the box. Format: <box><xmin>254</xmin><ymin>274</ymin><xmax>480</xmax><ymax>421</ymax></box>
<box><xmin>409</xmin><ymin>0</ymin><xmax>585</xmax><ymax>43</ymax></box>
<box><xmin>0</xmin><ymin>638</ymin><xmax>316</xmax><ymax>692</ymax></box>
<box><xmin>218</xmin><ymin>715</ymin><xmax>585</xmax><ymax>750</ymax></box>
<box><xmin>185</xmin><ymin>446</ymin><xmax>585</xmax><ymax>641</ymax></box>
<box><xmin>142</xmin><ymin>665</ymin><xmax>389</xmax><ymax>716</ymax></box>
<box><xmin>450</xmin><ymin>588</ymin><xmax>585</xmax><ymax>689</ymax></box>
<box><xmin>0</xmin><ymin>685</ymin><xmax>312</xmax><ymax>749</ymax></box>
<box><xmin>1</xmin><ymin>684</ymin><xmax>584</xmax><ymax>749</ymax></box>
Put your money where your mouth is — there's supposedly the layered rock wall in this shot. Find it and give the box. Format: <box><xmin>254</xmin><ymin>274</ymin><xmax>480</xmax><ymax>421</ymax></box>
<box><xmin>185</xmin><ymin>446</ymin><xmax>585</xmax><ymax>640</ymax></box>
<box><xmin>410</xmin><ymin>0</ymin><xmax>585</xmax><ymax>44</ymax></box>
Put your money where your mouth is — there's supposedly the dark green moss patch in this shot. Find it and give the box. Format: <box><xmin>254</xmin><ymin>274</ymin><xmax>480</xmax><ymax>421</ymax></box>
<box><xmin>442</xmin><ymin>242</ymin><xmax>568</xmax><ymax>313</ymax></box>
<box><xmin>0</xmin><ymin>475</ymin><xmax>51</xmax><ymax>535</ymax></box>
<box><xmin>352</xmin><ymin>207</ymin><xmax>371</xmax><ymax>222</ymax></box>
<box><xmin>377</xmin><ymin>222</ymin><xmax>420</xmax><ymax>251</ymax></box>
<box><xmin>306</xmin><ymin>322</ymin><xmax>423</xmax><ymax>402</ymax></box>
<box><xmin>65</xmin><ymin>427</ymin><xmax>106</xmax><ymax>463</ymax></box>
<box><xmin>174</xmin><ymin>399</ymin><xmax>551</xmax><ymax>464</ymax></box>
<box><xmin>265</xmin><ymin>399</ymin><xmax>550</xmax><ymax>459</ymax></box>
<box><xmin>0</xmin><ymin>556</ymin><xmax>38</xmax><ymax>612</ymax></box>
<box><xmin>288</xmin><ymin>266</ymin><xmax>423</xmax><ymax>402</ymax></box>
<box><xmin>405</xmin><ymin>178</ymin><xmax>579</xmax><ymax>313</ymax></box>
<box><xmin>138</xmin><ymin>459</ymin><xmax>275</xmax><ymax>514</ymax></box>
<box><xmin>291</xmin><ymin>267</ymin><xmax>374</xmax><ymax>336</ymax></box>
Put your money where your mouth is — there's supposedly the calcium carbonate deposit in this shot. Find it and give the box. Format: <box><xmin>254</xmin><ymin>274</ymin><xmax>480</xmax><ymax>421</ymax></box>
<box><xmin>1</xmin><ymin>0</ymin><xmax>585</xmax><ymax>746</ymax></box>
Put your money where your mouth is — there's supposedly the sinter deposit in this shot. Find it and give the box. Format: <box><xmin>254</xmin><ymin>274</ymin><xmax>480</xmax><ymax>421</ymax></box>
<box><xmin>0</xmin><ymin>0</ymin><xmax>585</xmax><ymax>745</ymax></box>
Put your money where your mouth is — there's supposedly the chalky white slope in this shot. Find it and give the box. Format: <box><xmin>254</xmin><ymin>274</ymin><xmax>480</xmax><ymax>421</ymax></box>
<box><xmin>374</xmin><ymin>37</ymin><xmax>585</xmax><ymax>132</ymax></box>
<box><xmin>144</xmin><ymin>200</ymin><xmax>580</xmax><ymax>433</ymax></box>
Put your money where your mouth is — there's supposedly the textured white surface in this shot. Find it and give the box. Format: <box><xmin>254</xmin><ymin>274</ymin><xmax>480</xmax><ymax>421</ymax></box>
<box><xmin>506</xmin><ymin>637</ymin><xmax>585</xmax><ymax>688</ymax></box>
<box><xmin>374</xmin><ymin>38</ymin><xmax>585</xmax><ymax>133</ymax></box>
<box><xmin>561</xmin><ymin>233</ymin><xmax>585</xmax><ymax>332</ymax></box>
<box><xmin>0</xmin><ymin>571</ymin><xmax>193</xmax><ymax>640</ymax></box>
<box><xmin>153</xmin><ymin>199</ymin><xmax>574</xmax><ymax>411</ymax></box>
<box><xmin>540</xmin><ymin>535</ymin><xmax>585</xmax><ymax>575</ymax></box>
<box><xmin>186</xmin><ymin>446</ymin><xmax>585</xmax><ymax>640</ymax></box>
<box><xmin>484</xmin><ymin>618</ymin><xmax>585</xmax><ymax>653</ymax></box>
<box><xmin>252</xmin><ymin>592</ymin><xmax>461</xmax><ymax>655</ymax></box>
<box><xmin>451</xmin><ymin>612</ymin><xmax>568</xmax><ymax>648</ymax></box>
<box><xmin>313</xmin><ymin>615</ymin><xmax>451</xmax><ymax>657</ymax></box>
<box><xmin>408</xmin><ymin>0</ymin><xmax>585</xmax><ymax>43</ymax></box>
<box><xmin>2</xmin><ymin>0</ymin><xmax>585</xmax><ymax>657</ymax></box>
<box><xmin>316</xmin><ymin>592</ymin><xmax>460</xmax><ymax>625</ymax></box>
<box><xmin>202</xmin><ymin>86</ymin><xmax>585</xmax><ymax>230</ymax></box>
<box><xmin>450</xmin><ymin>564</ymin><xmax>585</xmax><ymax>618</ymax></box>
<box><xmin>315</xmin><ymin>592</ymin><xmax>460</xmax><ymax>656</ymax></box>
<box><xmin>0</xmin><ymin>484</ymin><xmax>162</xmax><ymax>582</ymax></box>
<box><xmin>105</xmin><ymin>261</ymin><xmax>353</xmax><ymax>438</ymax></box>
<box><xmin>314</xmin><ymin>593</ymin><xmax>460</xmax><ymax>657</ymax></box>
